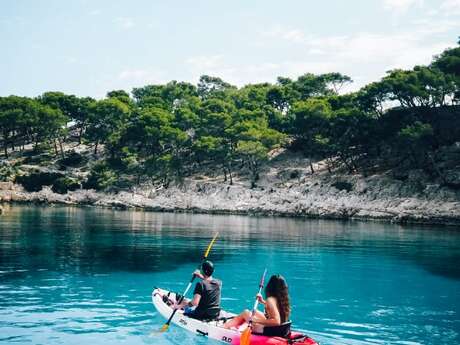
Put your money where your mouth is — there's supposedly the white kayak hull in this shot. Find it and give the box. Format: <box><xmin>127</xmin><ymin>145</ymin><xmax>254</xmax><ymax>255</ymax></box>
<box><xmin>153</xmin><ymin>288</ymin><xmax>238</xmax><ymax>343</ymax></box>
<box><xmin>152</xmin><ymin>288</ymin><xmax>318</xmax><ymax>345</ymax></box>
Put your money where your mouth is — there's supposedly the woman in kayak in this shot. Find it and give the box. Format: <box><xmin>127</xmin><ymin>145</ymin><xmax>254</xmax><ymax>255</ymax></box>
<box><xmin>223</xmin><ymin>274</ymin><xmax>291</xmax><ymax>332</ymax></box>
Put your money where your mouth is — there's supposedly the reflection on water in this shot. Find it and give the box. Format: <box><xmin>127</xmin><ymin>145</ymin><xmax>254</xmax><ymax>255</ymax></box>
<box><xmin>0</xmin><ymin>205</ymin><xmax>460</xmax><ymax>345</ymax></box>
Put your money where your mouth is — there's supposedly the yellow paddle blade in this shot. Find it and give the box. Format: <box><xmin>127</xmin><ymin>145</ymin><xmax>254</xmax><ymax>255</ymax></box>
<box><xmin>240</xmin><ymin>326</ymin><xmax>252</xmax><ymax>345</ymax></box>
<box><xmin>204</xmin><ymin>232</ymin><xmax>219</xmax><ymax>258</ymax></box>
<box><xmin>159</xmin><ymin>323</ymin><xmax>169</xmax><ymax>333</ymax></box>
<box><xmin>149</xmin><ymin>323</ymin><xmax>169</xmax><ymax>337</ymax></box>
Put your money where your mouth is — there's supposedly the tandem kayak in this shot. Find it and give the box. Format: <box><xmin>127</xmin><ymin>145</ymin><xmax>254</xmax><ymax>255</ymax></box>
<box><xmin>152</xmin><ymin>288</ymin><xmax>318</xmax><ymax>345</ymax></box>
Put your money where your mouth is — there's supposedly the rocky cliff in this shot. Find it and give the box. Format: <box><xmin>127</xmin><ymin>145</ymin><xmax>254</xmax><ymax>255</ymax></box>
<box><xmin>1</xmin><ymin>150</ymin><xmax>459</xmax><ymax>226</ymax></box>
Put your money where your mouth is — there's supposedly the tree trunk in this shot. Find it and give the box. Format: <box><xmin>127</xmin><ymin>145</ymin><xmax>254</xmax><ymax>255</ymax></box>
<box><xmin>227</xmin><ymin>160</ymin><xmax>233</xmax><ymax>185</ymax></box>
<box><xmin>34</xmin><ymin>140</ymin><xmax>38</xmax><ymax>152</ymax></box>
<box><xmin>426</xmin><ymin>152</ymin><xmax>446</xmax><ymax>184</ymax></box>
<box><xmin>325</xmin><ymin>158</ymin><xmax>333</xmax><ymax>173</ymax></box>
<box><xmin>58</xmin><ymin>138</ymin><xmax>65</xmax><ymax>159</ymax></box>
<box><xmin>94</xmin><ymin>141</ymin><xmax>99</xmax><ymax>154</ymax></box>
<box><xmin>250</xmin><ymin>159</ymin><xmax>257</xmax><ymax>188</ymax></box>
<box><xmin>3</xmin><ymin>131</ymin><xmax>8</xmax><ymax>158</ymax></box>
<box><xmin>54</xmin><ymin>140</ymin><xmax>59</xmax><ymax>156</ymax></box>
<box><xmin>409</xmin><ymin>147</ymin><xmax>419</xmax><ymax>167</ymax></box>
<box><xmin>309</xmin><ymin>160</ymin><xmax>315</xmax><ymax>174</ymax></box>
<box><xmin>78</xmin><ymin>126</ymin><xmax>85</xmax><ymax>144</ymax></box>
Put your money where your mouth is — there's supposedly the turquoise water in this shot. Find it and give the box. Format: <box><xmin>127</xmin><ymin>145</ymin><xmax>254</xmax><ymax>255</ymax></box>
<box><xmin>1</xmin><ymin>205</ymin><xmax>460</xmax><ymax>345</ymax></box>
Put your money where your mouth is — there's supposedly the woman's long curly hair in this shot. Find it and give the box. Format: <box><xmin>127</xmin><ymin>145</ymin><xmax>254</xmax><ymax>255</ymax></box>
<box><xmin>264</xmin><ymin>274</ymin><xmax>291</xmax><ymax>323</ymax></box>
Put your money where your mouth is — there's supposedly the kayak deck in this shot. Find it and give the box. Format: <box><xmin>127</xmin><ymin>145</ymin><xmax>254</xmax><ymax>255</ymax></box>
<box><xmin>152</xmin><ymin>288</ymin><xmax>318</xmax><ymax>345</ymax></box>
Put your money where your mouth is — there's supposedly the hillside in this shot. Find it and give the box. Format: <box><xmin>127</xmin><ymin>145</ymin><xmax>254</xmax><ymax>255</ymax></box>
<box><xmin>1</xmin><ymin>43</ymin><xmax>459</xmax><ymax>224</ymax></box>
<box><xmin>1</xmin><ymin>141</ymin><xmax>459</xmax><ymax>225</ymax></box>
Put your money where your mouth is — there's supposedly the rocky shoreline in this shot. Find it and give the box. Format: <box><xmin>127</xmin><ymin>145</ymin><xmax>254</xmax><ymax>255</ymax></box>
<box><xmin>1</xmin><ymin>165</ymin><xmax>460</xmax><ymax>226</ymax></box>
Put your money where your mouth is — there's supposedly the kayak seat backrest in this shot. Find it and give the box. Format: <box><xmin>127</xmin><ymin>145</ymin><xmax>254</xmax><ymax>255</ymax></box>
<box><xmin>259</xmin><ymin>321</ymin><xmax>292</xmax><ymax>337</ymax></box>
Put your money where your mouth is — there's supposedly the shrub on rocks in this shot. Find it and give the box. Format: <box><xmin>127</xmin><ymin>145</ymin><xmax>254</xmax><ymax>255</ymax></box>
<box><xmin>444</xmin><ymin>171</ymin><xmax>460</xmax><ymax>189</ymax></box>
<box><xmin>332</xmin><ymin>181</ymin><xmax>353</xmax><ymax>192</ymax></box>
<box><xmin>15</xmin><ymin>170</ymin><xmax>64</xmax><ymax>192</ymax></box>
<box><xmin>22</xmin><ymin>152</ymin><xmax>53</xmax><ymax>165</ymax></box>
<box><xmin>0</xmin><ymin>163</ymin><xmax>18</xmax><ymax>182</ymax></box>
<box><xmin>58</xmin><ymin>150</ymin><xmax>87</xmax><ymax>168</ymax></box>
<box><xmin>51</xmin><ymin>177</ymin><xmax>80</xmax><ymax>194</ymax></box>
<box><xmin>83</xmin><ymin>161</ymin><xmax>117</xmax><ymax>190</ymax></box>
<box><xmin>290</xmin><ymin>170</ymin><xmax>301</xmax><ymax>179</ymax></box>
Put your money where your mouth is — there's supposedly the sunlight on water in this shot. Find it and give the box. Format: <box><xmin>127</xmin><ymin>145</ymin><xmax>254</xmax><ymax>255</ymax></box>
<box><xmin>0</xmin><ymin>205</ymin><xmax>459</xmax><ymax>344</ymax></box>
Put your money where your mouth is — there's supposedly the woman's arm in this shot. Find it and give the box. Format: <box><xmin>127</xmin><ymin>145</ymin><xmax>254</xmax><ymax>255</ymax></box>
<box><xmin>253</xmin><ymin>297</ymin><xmax>281</xmax><ymax>326</ymax></box>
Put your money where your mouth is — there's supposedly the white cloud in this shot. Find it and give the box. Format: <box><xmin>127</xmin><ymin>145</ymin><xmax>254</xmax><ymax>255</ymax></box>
<box><xmin>118</xmin><ymin>69</ymin><xmax>165</xmax><ymax>85</ymax></box>
<box><xmin>441</xmin><ymin>0</ymin><xmax>460</xmax><ymax>14</ymax></box>
<box><xmin>182</xmin><ymin>25</ymin><xmax>453</xmax><ymax>90</ymax></box>
<box><xmin>383</xmin><ymin>0</ymin><xmax>424</xmax><ymax>14</ymax></box>
<box><xmin>252</xmin><ymin>22</ymin><xmax>458</xmax><ymax>91</ymax></box>
<box><xmin>65</xmin><ymin>57</ymin><xmax>78</xmax><ymax>64</ymax></box>
<box><xmin>186</xmin><ymin>55</ymin><xmax>225</xmax><ymax>70</ymax></box>
<box><xmin>114</xmin><ymin>17</ymin><xmax>135</xmax><ymax>29</ymax></box>
<box><xmin>88</xmin><ymin>9</ymin><xmax>101</xmax><ymax>16</ymax></box>
<box><xmin>281</xmin><ymin>29</ymin><xmax>306</xmax><ymax>43</ymax></box>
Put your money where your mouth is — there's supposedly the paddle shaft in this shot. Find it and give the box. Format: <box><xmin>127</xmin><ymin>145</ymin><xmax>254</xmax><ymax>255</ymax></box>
<box><xmin>163</xmin><ymin>270</ymin><xmax>197</xmax><ymax>326</ymax></box>
<box><xmin>248</xmin><ymin>269</ymin><xmax>267</xmax><ymax>326</ymax></box>
<box><xmin>162</xmin><ymin>233</ymin><xmax>219</xmax><ymax>328</ymax></box>
<box><xmin>240</xmin><ymin>269</ymin><xmax>268</xmax><ymax>345</ymax></box>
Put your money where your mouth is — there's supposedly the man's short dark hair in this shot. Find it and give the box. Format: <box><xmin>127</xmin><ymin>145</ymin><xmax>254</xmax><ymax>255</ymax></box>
<box><xmin>202</xmin><ymin>260</ymin><xmax>214</xmax><ymax>276</ymax></box>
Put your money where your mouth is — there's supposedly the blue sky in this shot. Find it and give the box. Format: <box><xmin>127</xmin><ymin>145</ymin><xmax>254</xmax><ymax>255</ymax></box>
<box><xmin>1</xmin><ymin>0</ymin><xmax>459</xmax><ymax>98</ymax></box>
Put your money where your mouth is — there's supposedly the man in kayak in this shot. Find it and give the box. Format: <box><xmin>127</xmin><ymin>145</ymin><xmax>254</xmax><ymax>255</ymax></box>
<box><xmin>174</xmin><ymin>260</ymin><xmax>222</xmax><ymax>320</ymax></box>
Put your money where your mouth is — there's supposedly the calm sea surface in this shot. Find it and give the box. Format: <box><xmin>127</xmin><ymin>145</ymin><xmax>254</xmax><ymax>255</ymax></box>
<box><xmin>0</xmin><ymin>205</ymin><xmax>459</xmax><ymax>345</ymax></box>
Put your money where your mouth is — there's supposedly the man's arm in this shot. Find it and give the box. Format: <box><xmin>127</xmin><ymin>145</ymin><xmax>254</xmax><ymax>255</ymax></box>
<box><xmin>175</xmin><ymin>293</ymin><xmax>201</xmax><ymax>309</ymax></box>
<box><xmin>189</xmin><ymin>293</ymin><xmax>201</xmax><ymax>307</ymax></box>
<box><xmin>193</xmin><ymin>269</ymin><xmax>204</xmax><ymax>280</ymax></box>
<box><xmin>174</xmin><ymin>279</ymin><xmax>203</xmax><ymax>309</ymax></box>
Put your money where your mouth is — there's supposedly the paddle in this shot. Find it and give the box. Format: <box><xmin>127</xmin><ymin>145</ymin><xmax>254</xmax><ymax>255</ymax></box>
<box><xmin>158</xmin><ymin>232</ymin><xmax>219</xmax><ymax>333</ymax></box>
<box><xmin>240</xmin><ymin>268</ymin><xmax>268</xmax><ymax>345</ymax></box>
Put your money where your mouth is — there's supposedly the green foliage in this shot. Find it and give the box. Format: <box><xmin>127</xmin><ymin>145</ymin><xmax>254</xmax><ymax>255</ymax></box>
<box><xmin>331</xmin><ymin>181</ymin><xmax>353</xmax><ymax>192</ymax></box>
<box><xmin>38</xmin><ymin>92</ymin><xmax>94</xmax><ymax>142</ymax></box>
<box><xmin>107</xmin><ymin>90</ymin><xmax>132</xmax><ymax>105</ymax></box>
<box><xmin>382</xmin><ymin>67</ymin><xmax>456</xmax><ymax>107</ymax></box>
<box><xmin>397</xmin><ymin>121</ymin><xmax>435</xmax><ymax>167</ymax></box>
<box><xmin>236</xmin><ymin>140</ymin><xmax>269</xmax><ymax>187</ymax></box>
<box><xmin>15</xmin><ymin>171</ymin><xmax>64</xmax><ymax>192</ymax></box>
<box><xmin>132</xmin><ymin>81</ymin><xmax>198</xmax><ymax>110</ymax></box>
<box><xmin>0</xmin><ymin>163</ymin><xmax>18</xmax><ymax>182</ymax></box>
<box><xmin>289</xmin><ymin>98</ymin><xmax>333</xmax><ymax>157</ymax></box>
<box><xmin>432</xmin><ymin>45</ymin><xmax>460</xmax><ymax>78</ymax></box>
<box><xmin>85</xmin><ymin>98</ymin><xmax>131</xmax><ymax>153</ymax></box>
<box><xmin>1</xmin><ymin>43</ymin><xmax>459</xmax><ymax>187</ymax></box>
<box><xmin>51</xmin><ymin>177</ymin><xmax>80</xmax><ymax>194</ymax></box>
<box><xmin>58</xmin><ymin>150</ymin><xmax>87</xmax><ymax>168</ymax></box>
<box><xmin>197</xmin><ymin>75</ymin><xmax>236</xmax><ymax>99</ymax></box>
<box><xmin>399</xmin><ymin>121</ymin><xmax>434</xmax><ymax>142</ymax></box>
<box><xmin>83</xmin><ymin>162</ymin><xmax>117</xmax><ymax>190</ymax></box>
